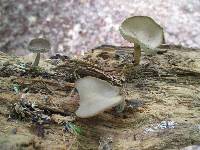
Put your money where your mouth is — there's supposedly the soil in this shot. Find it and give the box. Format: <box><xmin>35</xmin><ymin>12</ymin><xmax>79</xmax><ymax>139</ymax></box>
<box><xmin>0</xmin><ymin>45</ymin><xmax>200</xmax><ymax>150</ymax></box>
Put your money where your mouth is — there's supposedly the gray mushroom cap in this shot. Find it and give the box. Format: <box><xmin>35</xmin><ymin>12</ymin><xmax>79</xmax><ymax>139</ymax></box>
<box><xmin>75</xmin><ymin>76</ymin><xmax>123</xmax><ymax>118</ymax></box>
<box><xmin>28</xmin><ymin>38</ymin><xmax>51</xmax><ymax>53</ymax></box>
<box><xmin>119</xmin><ymin>16</ymin><xmax>164</xmax><ymax>55</ymax></box>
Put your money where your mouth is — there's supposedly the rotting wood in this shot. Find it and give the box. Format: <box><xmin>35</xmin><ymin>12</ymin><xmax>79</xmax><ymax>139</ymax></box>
<box><xmin>0</xmin><ymin>45</ymin><xmax>200</xmax><ymax>149</ymax></box>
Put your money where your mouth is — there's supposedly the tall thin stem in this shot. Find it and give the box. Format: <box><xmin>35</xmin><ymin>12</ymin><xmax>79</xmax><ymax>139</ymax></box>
<box><xmin>33</xmin><ymin>53</ymin><xmax>40</xmax><ymax>66</ymax></box>
<box><xmin>134</xmin><ymin>43</ymin><xmax>141</xmax><ymax>65</ymax></box>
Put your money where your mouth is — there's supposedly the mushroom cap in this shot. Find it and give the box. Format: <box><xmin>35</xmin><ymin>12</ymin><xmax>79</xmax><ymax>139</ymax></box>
<box><xmin>28</xmin><ymin>38</ymin><xmax>51</xmax><ymax>53</ymax></box>
<box><xmin>75</xmin><ymin>76</ymin><xmax>123</xmax><ymax>118</ymax></box>
<box><xmin>119</xmin><ymin>16</ymin><xmax>164</xmax><ymax>54</ymax></box>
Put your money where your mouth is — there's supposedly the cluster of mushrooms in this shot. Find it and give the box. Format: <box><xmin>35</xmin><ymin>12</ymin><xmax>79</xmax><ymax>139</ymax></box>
<box><xmin>28</xmin><ymin>16</ymin><xmax>164</xmax><ymax>118</ymax></box>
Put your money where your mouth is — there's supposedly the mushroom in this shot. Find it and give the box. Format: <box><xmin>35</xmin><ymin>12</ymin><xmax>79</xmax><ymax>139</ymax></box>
<box><xmin>75</xmin><ymin>76</ymin><xmax>124</xmax><ymax>118</ymax></box>
<box><xmin>28</xmin><ymin>38</ymin><xmax>51</xmax><ymax>66</ymax></box>
<box><xmin>119</xmin><ymin>16</ymin><xmax>164</xmax><ymax>65</ymax></box>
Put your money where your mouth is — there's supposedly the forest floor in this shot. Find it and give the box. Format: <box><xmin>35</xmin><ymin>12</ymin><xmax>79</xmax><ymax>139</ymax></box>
<box><xmin>1</xmin><ymin>0</ymin><xmax>200</xmax><ymax>56</ymax></box>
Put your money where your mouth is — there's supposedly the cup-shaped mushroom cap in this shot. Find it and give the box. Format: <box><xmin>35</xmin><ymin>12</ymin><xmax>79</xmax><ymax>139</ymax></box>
<box><xmin>28</xmin><ymin>38</ymin><xmax>51</xmax><ymax>53</ymax></box>
<box><xmin>119</xmin><ymin>16</ymin><xmax>164</xmax><ymax>54</ymax></box>
<box><xmin>75</xmin><ymin>76</ymin><xmax>123</xmax><ymax>118</ymax></box>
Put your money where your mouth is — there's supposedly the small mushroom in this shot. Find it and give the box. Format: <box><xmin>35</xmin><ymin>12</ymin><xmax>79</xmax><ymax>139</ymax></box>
<box><xmin>75</xmin><ymin>76</ymin><xmax>124</xmax><ymax>118</ymax></box>
<box><xmin>119</xmin><ymin>16</ymin><xmax>164</xmax><ymax>65</ymax></box>
<box><xmin>28</xmin><ymin>38</ymin><xmax>51</xmax><ymax>66</ymax></box>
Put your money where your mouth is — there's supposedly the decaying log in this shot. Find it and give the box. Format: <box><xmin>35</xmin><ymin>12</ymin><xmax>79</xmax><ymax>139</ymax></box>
<box><xmin>0</xmin><ymin>45</ymin><xmax>200</xmax><ymax>150</ymax></box>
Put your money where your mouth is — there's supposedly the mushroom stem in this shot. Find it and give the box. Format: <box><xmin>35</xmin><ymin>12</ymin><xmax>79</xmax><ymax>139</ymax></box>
<box><xmin>33</xmin><ymin>52</ymin><xmax>40</xmax><ymax>66</ymax></box>
<box><xmin>133</xmin><ymin>43</ymin><xmax>141</xmax><ymax>65</ymax></box>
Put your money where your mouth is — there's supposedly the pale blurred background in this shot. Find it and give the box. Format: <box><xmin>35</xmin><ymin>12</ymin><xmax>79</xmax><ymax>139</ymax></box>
<box><xmin>0</xmin><ymin>0</ymin><xmax>200</xmax><ymax>57</ymax></box>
